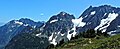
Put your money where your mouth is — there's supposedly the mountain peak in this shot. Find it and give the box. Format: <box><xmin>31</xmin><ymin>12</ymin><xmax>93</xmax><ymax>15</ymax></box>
<box><xmin>48</xmin><ymin>12</ymin><xmax>75</xmax><ymax>22</ymax></box>
<box><xmin>19</xmin><ymin>18</ymin><xmax>35</xmax><ymax>22</ymax></box>
<box><xmin>97</xmin><ymin>5</ymin><xmax>111</xmax><ymax>7</ymax></box>
<box><xmin>59</xmin><ymin>11</ymin><xmax>67</xmax><ymax>16</ymax></box>
<box><xmin>80</xmin><ymin>5</ymin><xmax>120</xmax><ymax>18</ymax></box>
<box><xmin>98</xmin><ymin>5</ymin><xmax>117</xmax><ymax>8</ymax></box>
<box><xmin>93</xmin><ymin>5</ymin><xmax>120</xmax><ymax>13</ymax></box>
<box><xmin>19</xmin><ymin>18</ymin><xmax>31</xmax><ymax>20</ymax></box>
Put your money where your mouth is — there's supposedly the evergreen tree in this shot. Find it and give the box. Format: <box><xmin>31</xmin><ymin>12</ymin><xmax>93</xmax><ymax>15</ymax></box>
<box><xmin>82</xmin><ymin>29</ymin><xmax>96</xmax><ymax>38</ymax></box>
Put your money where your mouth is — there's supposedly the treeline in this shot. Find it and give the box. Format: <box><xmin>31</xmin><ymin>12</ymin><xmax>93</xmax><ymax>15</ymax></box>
<box><xmin>47</xmin><ymin>29</ymin><xmax>110</xmax><ymax>49</ymax></box>
<box><xmin>71</xmin><ymin>29</ymin><xmax>109</xmax><ymax>40</ymax></box>
<box><xmin>80</xmin><ymin>29</ymin><xmax>109</xmax><ymax>38</ymax></box>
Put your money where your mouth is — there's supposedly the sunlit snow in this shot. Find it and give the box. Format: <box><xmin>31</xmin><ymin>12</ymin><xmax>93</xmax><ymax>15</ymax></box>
<box><xmin>72</xmin><ymin>17</ymin><xmax>86</xmax><ymax>27</ymax></box>
<box><xmin>14</xmin><ymin>21</ymin><xmax>23</xmax><ymax>25</ymax></box>
<box><xmin>50</xmin><ymin>32</ymin><xmax>61</xmax><ymax>46</ymax></box>
<box><xmin>61</xmin><ymin>33</ymin><xmax>65</xmax><ymax>36</ymax></box>
<box><xmin>67</xmin><ymin>30</ymin><xmax>72</xmax><ymax>40</ymax></box>
<box><xmin>90</xmin><ymin>11</ymin><xmax>96</xmax><ymax>15</ymax></box>
<box><xmin>36</xmin><ymin>33</ymin><xmax>41</xmax><ymax>36</ymax></box>
<box><xmin>108</xmin><ymin>30</ymin><xmax>117</xmax><ymax>36</ymax></box>
<box><xmin>104</xmin><ymin>13</ymin><xmax>107</xmax><ymax>16</ymax></box>
<box><xmin>24</xmin><ymin>24</ymin><xmax>29</xmax><ymax>26</ymax></box>
<box><xmin>95</xmin><ymin>13</ymin><xmax>118</xmax><ymax>32</ymax></box>
<box><xmin>49</xmin><ymin>33</ymin><xmax>54</xmax><ymax>41</ymax></box>
<box><xmin>50</xmin><ymin>31</ymin><xmax>61</xmax><ymax>46</ymax></box>
<box><xmin>118</xmin><ymin>26</ymin><xmax>120</xmax><ymax>27</ymax></box>
<box><xmin>50</xmin><ymin>37</ymin><xmax>57</xmax><ymax>46</ymax></box>
<box><xmin>71</xmin><ymin>25</ymin><xmax>77</xmax><ymax>37</ymax></box>
<box><xmin>50</xmin><ymin>19</ymin><xmax>58</xmax><ymax>23</ymax></box>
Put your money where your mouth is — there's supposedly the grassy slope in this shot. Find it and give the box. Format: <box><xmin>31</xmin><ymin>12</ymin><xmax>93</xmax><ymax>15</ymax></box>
<box><xmin>53</xmin><ymin>34</ymin><xmax>120</xmax><ymax>49</ymax></box>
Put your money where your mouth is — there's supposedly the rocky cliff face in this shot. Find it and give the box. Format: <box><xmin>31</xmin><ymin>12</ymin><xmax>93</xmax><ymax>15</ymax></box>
<box><xmin>76</xmin><ymin>5</ymin><xmax>120</xmax><ymax>35</ymax></box>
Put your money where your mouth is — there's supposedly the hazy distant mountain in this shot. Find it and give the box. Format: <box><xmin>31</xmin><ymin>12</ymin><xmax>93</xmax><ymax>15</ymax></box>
<box><xmin>0</xmin><ymin>18</ymin><xmax>44</xmax><ymax>49</ymax></box>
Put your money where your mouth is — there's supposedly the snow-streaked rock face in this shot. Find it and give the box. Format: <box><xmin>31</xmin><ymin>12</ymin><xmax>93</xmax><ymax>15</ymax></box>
<box><xmin>67</xmin><ymin>30</ymin><xmax>72</xmax><ymax>40</ymax></box>
<box><xmin>49</xmin><ymin>32</ymin><xmax>61</xmax><ymax>46</ymax></box>
<box><xmin>36</xmin><ymin>5</ymin><xmax>120</xmax><ymax>46</ymax></box>
<box><xmin>50</xmin><ymin>37</ymin><xmax>57</xmax><ymax>46</ymax></box>
<box><xmin>95</xmin><ymin>13</ymin><xmax>118</xmax><ymax>32</ymax></box>
<box><xmin>36</xmin><ymin>12</ymin><xmax>75</xmax><ymax>46</ymax></box>
<box><xmin>77</xmin><ymin>5</ymin><xmax>120</xmax><ymax>35</ymax></box>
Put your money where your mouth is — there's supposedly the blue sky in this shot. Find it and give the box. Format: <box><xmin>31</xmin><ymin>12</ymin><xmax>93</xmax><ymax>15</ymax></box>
<box><xmin>0</xmin><ymin>0</ymin><xmax>120</xmax><ymax>24</ymax></box>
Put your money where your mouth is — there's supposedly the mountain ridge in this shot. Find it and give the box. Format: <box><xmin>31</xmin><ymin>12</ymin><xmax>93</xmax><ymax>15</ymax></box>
<box><xmin>3</xmin><ymin>5</ymin><xmax>120</xmax><ymax>49</ymax></box>
<box><xmin>0</xmin><ymin>18</ymin><xmax>44</xmax><ymax>49</ymax></box>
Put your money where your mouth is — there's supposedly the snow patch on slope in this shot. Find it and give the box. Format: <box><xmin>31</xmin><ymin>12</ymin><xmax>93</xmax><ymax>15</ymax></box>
<box><xmin>50</xmin><ymin>37</ymin><xmax>57</xmax><ymax>46</ymax></box>
<box><xmin>66</xmin><ymin>17</ymin><xmax>85</xmax><ymax>40</ymax></box>
<box><xmin>67</xmin><ymin>30</ymin><xmax>72</xmax><ymax>40</ymax></box>
<box><xmin>104</xmin><ymin>13</ymin><xmax>107</xmax><ymax>16</ymax></box>
<box><xmin>91</xmin><ymin>11</ymin><xmax>96</xmax><ymax>15</ymax></box>
<box><xmin>67</xmin><ymin>26</ymin><xmax>77</xmax><ymax>40</ymax></box>
<box><xmin>50</xmin><ymin>32</ymin><xmax>61</xmax><ymax>46</ymax></box>
<box><xmin>49</xmin><ymin>33</ymin><xmax>54</xmax><ymax>41</ymax></box>
<box><xmin>36</xmin><ymin>33</ymin><xmax>42</xmax><ymax>36</ymax></box>
<box><xmin>108</xmin><ymin>30</ymin><xmax>117</xmax><ymax>36</ymax></box>
<box><xmin>118</xmin><ymin>26</ymin><xmax>120</xmax><ymax>27</ymax></box>
<box><xmin>71</xmin><ymin>25</ymin><xmax>77</xmax><ymax>37</ymax></box>
<box><xmin>61</xmin><ymin>33</ymin><xmax>65</xmax><ymax>36</ymax></box>
<box><xmin>72</xmin><ymin>17</ymin><xmax>86</xmax><ymax>27</ymax></box>
<box><xmin>14</xmin><ymin>21</ymin><xmax>23</xmax><ymax>25</ymax></box>
<box><xmin>95</xmin><ymin>13</ymin><xmax>118</xmax><ymax>32</ymax></box>
<box><xmin>24</xmin><ymin>24</ymin><xmax>29</xmax><ymax>26</ymax></box>
<box><xmin>50</xmin><ymin>19</ymin><xmax>58</xmax><ymax>23</ymax></box>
